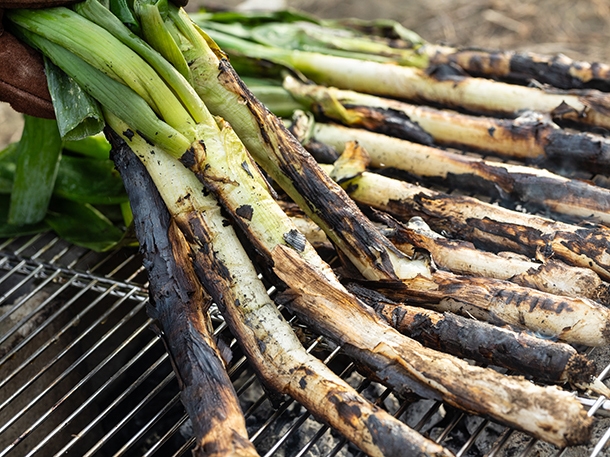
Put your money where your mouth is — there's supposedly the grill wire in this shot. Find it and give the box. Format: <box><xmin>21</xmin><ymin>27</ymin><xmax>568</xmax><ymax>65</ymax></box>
<box><xmin>0</xmin><ymin>226</ymin><xmax>610</xmax><ymax>457</ymax></box>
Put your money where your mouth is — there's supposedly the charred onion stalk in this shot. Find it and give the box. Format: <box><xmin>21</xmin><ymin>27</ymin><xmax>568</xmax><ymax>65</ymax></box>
<box><xmin>362</xmin><ymin>267</ymin><xmax>610</xmax><ymax>347</ymax></box>
<box><xmin>112</xmin><ymin>127</ymin><xmax>454</xmax><ymax>457</ymax></box>
<box><xmin>347</xmin><ymin>283</ymin><xmax>597</xmax><ymax>386</ymax></box>
<box><xmin>311</xmin><ymin>123</ymin><xmax>610</xmax><ymax>224</ymax></box>
<box><xmin>109</xmin><ymin>134</ymin><xmax>258</xmax><ymax>457</ymax></box>
<box><xmin>426</xmin><ymin>45</ymin><xmax>610</xmax><ymax>91</ymax></box>
<box><xmin>283</xmin><ymin>76</ymin><xmax>610</xmax><ymax>173</ymax></box>
<box><xmin>107</xmin><ymin>107</ymin><xmax>455</xmax><ymax>456</ymax></box>
<box><xmin>204</xmin><ymin>29</ymin><xmax>610</xmax><ymax>130</ymax></box>
<box><xmin>318</xmin><ymin>163</ymin><xmax>610</xmax><ymax>284</ymax></box>
<box><xmin>377</xmin><ymin>213</ymin><xmax>609</xmax><ymax>301</ymax></box>
<box><xmin>166</xmin><ymin>7</ymin><xmax>428</xmax><ymax>282</ymax></box>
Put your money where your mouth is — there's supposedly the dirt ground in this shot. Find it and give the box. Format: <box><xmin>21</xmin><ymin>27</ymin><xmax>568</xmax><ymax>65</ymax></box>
<box><xmin>3</xmin><ymin>0</ymin><xmax>610</xmax><ymax>148</ymax></box>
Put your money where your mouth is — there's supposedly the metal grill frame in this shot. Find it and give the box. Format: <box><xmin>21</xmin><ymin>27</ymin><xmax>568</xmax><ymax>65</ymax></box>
<box><xmin>0</xmin><ymin>231</ymin><xmax>610</xmax><ymax>457</ymax></box>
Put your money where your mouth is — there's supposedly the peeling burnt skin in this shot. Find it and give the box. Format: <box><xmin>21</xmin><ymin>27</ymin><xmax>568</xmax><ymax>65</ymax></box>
<box><xmin>330</xmin><ymin>104</ymin><xmax>434</xmax><ymax>145</ymax></box>
<box><xmin>179</xmin><ymin>145</ymin><xmax>197</xmax><ymax>169</ymax></box>
<box><xmin>425</xmin><ymin>63</ymin><xmax>469</xmax><ymax>82</ymax></box>
<box><xmin>282</xmin><ymin>158</ymin><xmax>403</xmax><ymax>279</ymax></box>
<box><xmin>302</xmin><ymin>139</ymin><xmax>340</xmax><ymax>164</ymax></box>
<box><xmin>215</xmin><ymin>57</ymin><xmax>409</xmax><ymax>281</ymax></box>
<box><xmin>350</xmin><ymin>283</ymin><xmax>595</xmax><ymax>384</ymax></box>
<box><xmin>430</xmin><ymin>48</ymin><xmax>610</xmax><ymax>91</ymax></box>
<box><xmin>283</xmin><ymin>228</ymin><xmax>307</xmax><ymax>252</ymax></box>
<box><xmin>109</xmin><ymin>138</ymin><xmax>257</xmax><ymax>457</ymax></box>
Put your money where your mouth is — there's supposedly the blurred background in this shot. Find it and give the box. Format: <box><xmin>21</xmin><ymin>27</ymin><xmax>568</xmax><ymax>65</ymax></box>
<box><xmin>3</xmin><ymin>0</ymin><xmax>610</xmax><ymax>147</ymax></box>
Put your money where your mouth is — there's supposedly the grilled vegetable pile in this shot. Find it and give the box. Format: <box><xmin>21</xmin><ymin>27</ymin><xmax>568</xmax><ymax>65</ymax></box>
<box><xmin>3</xmin><ymin>3</ymin><xmax>610</xmax><ymax>456</ymax></box>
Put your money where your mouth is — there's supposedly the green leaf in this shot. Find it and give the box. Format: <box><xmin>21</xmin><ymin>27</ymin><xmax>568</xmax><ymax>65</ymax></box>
<box><xmin>45</xmin><ymin>57</ymin><xmax>105</xmax><ymax>141</ymax></box>
<box><xmin>45</xmin><ymin>199</ymin><xmax>124</xmax><ymax>251</ymax></box>
<box><xmin>0</xmin><ymin>195</ymin><xmax>47</xmax><ymax>238</ymax></box>
<box><xmin>193</xmin><ymin>9</ymin><xmax>320</xmax><ymax>27</ymax></box>
<box><xmin>63</xmin><ymin>133</ymin><xmax>111</xmax><ymax>159</ymax></box>
<box><xmin>109</xmin><ymin>0</ymin><xmax>141</xmax><ymax>34</ymax></box>
<box><xmin>54</xmin><ymin>155</ymin><xmax>128</xmax><ymax>205</ymax></box>
<box><xmin>8</xmin><ymin>115</ymin><xmax>63</xmax><ymax>226</ymax></box>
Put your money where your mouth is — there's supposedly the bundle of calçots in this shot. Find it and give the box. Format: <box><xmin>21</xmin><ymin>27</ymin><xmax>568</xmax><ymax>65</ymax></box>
<box><xmin>4</xmin><ymin>3</ymin><xmax>610</xmax><ymax>455</ymax></box>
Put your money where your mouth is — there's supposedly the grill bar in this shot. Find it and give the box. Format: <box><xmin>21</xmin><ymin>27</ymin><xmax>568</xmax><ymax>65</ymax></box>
<box><xmin>0</xmin><ymin>273</ymin><xmax>80</xmax><ymax>368</ymax></box>
<box><xmin>30</xmin><ymin>321</ymin><xmax>157</xmax><ymax>457</ymax></box>
<box><xmin>138</xmin><ymin>408</ymin><xmax>188</xmax><ymax>457</ymax></box>
<box><xmin>0</xmin><ymin>288</ymin><xmax>146</xmax><ymax>455</ymax></box>
<box><xmin>455</xmin><ymin>418</ymin><xmax>489</xmax><ymax>457</ymax></box>
<box><xmin>591</xmin><ymin>427</ymin><xmax>610</xmax><ymax>457</ymax></box>
<box><xmin>82</xmin><ymin>370</ymin><xmax>176</xmax><ymax>457</ymax></box>
<box><xmin>171</xmin><ymin>435</ymin><xmax>195</xmax><ymax>457</ymax></box>
<box><xmin>0</xmin><ymin>270</ymin><xmax>72</xmax><ymax>348</ymax></box>
<box><xmin>0</xmin><ymin>285</ymin><xmax>141</xmax><ymax>424</ymax></box>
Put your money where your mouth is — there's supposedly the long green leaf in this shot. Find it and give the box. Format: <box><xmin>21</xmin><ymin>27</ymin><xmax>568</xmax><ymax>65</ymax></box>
<box><xmin>8</xmin><ymin>115</ymin><xmax>62</xmax><ymax>225</ymax></box>
<box><xmin>54</xmin><ymin>155</ymin><xmax>128</xmax><ymax>204</ymax></box>
<box><xmin>109</xmin><ymin>0</ymin><xmax>141</xmax><ymax>34</ymax></box>
<box><xmin>45</xmin><ymin>57</ymin><xmax>105</xmax><ymax>141</ymax></box>
<box><xmin>46</xmin><ymin>199</ymin><xmax>124</xmax><ymax>251</ymax></box>
<box><xmin>0</xmin><ymin>143</ymin><xmax>19</xmax><ymax>194</ymax></box>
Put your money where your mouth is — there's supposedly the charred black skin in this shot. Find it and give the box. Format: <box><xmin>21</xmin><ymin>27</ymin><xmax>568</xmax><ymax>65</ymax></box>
<box><xmin>348</xmin><ymin>284</ymin><xmax>595</xmax><ymax>384</ymax></box>
<box><xmin>215</xmin><ymin>59</ymin><xmax>408</xmax><ymax>280</ymax></box>
<box><xmin>109</xmin><ymin>133</ymin><xmax>255</xmax><ymax>457</ymax></box>
<box><xmin>322</xmin><ymin>104</ymin><xmax>435</xmax><ymax>146</ymax></box>
<box><xmin>544</xmin><ymin>130</ymin><xmax>610</xmax><ymax>174</ymax></box>
<box><xmin>431</xmin><ymin>49</ymin><xmax>610</xmax><ymax>91</ymax></box>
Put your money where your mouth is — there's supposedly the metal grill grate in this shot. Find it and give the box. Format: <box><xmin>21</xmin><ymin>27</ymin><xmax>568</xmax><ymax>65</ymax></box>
<box><xmin>1</xmin><ymin>231</ymin><xmax>610</xmax><ymax>457</ymax></box>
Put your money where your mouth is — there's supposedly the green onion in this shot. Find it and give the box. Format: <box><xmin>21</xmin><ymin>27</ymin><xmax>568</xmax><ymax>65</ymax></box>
<box><xmin>12</xmin><ymin>25</ymin><xmax>190</xmax><ymax>156</ymax></box>
<box><xmin>74</xmin><ymin>0</ymin><xmax>208</xmax><ymax>124</ymax></box>
<box><xmin>8</xmin><ymin>6</ymin><xmax>196</xmax><ymax>135</ymax></box>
